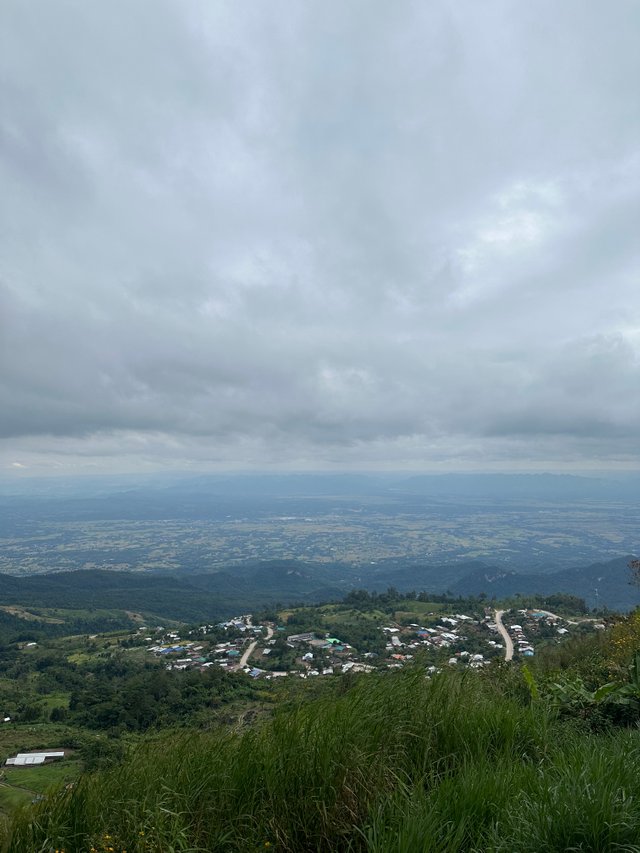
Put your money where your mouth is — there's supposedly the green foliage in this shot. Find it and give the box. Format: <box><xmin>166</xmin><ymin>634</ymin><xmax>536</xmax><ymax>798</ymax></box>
<box><xmin>0</xmin><ymin>627</ymin><xmax>258</xmax><ymax>738</ymax></box>
<box><xmin>69</xmin><ymin>664</ymin><xmax>255</xmax><ymax>732</ymax></box>
<box><xmin>0</xmin><ymin>668</ymin><xmax>552</xmax><ymax>851</ymax></box>
<box><xmin>80</xmin><ymin>736</ymin><xmax>127</xmax><ymax>772</ymax></box>
<box><xmin>543</xmin><ymin>652</ymin><xmax>640</xmax><ymax>730</ymax></box>
<box><xmin>258</xmin><ymin>636</ymin><xmax>298</xmax><ymax>672</ymax></box>
<box><xmin>285</xmin><ymin>604</ymin><xmax>387</xmax><ymax>654</ymax></box>
<box><xmin>0</xmin><ymin>608</ymin><xmax>135</xmax><ymax>645</ymax></box>
<box><xmin>4</xmin><ymin>592</ymin><xmax>640</xmax><ymax>849</ymax></box>
<box><xmin>521</xmin><ymin>663</ymin><xmax>539</xmax><ymax>702</ymax></box>
<box><xmin>532</xmin><ymin>629</ymin><xmax>610</xmax><ymax>683</ymax></box>
<box><xmin>6</xmin><ymin>655</ymin><xmax>640</xmax><ymax>852</ymax></box>
<box><xmin>499</xmin><ymin>592</ymin><xmax>589</xmax><ymax>617</ymax></box>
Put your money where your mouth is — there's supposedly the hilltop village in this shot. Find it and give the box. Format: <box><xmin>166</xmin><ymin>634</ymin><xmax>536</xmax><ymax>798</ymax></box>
<box><xmin>141</xmin><ymin>606</ymin><xmax>605</xmax><ymax>679</ymax></box>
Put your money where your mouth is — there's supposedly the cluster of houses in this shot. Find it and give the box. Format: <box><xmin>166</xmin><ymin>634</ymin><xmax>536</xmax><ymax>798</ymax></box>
<box><xmin>484</xmin><ymin>608</ymin><xmax>604</xmax><ymax>659</ymax></box>
<box><xmin>507</xmin><ymin>617</ymin><xmax>536</xmax><ymax>656</ymax></box>
<box><xmin>140</xmin><ymin>619</ymin><xmax>380</xmax><ymax>678</ymax></box>
<box><xmin>482</xmin><ymin>611</ymin><xmax>536</xmax><ymax>657</ymax></box>
<box><xmin>140</xmin><ymin>611</ymin><xmax>504</xmax><ymax>677</ymax></box>
<box><xmin>278</xmin><ymin>632</ymin><xmax>374</xmax><ymax>678</ymax></box>
<box><xmin>136</xmin><ymin>605</ymin><xmax>597</xmax><ymax>678</ymax></box>
<box><xmin>145</xmin><ymin>629</ymin><xmax>211</xmax><ymax>671</ymax></box>
<box><xmin>387</xmin><ymin>607</ymin><xmax>598</xmax><ymax>668</ymax></box>
<box><xmin>141</xmin><ymin>616</ymin><xmax>266</xmax><ymax>672</ymax></box>
<box><xmin>241</xmin><ymin>632</ymin><xmax>375</xmax><ymax>680</ymax></box>
<box><xmin>381</xmin><ymin>614</ymin><xmax>493</xmax><ymax>669</ymax></box>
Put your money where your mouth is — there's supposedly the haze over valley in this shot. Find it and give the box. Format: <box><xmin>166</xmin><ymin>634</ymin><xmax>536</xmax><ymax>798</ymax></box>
<box><xmin>1</xmin><ymin>472</ymin><xmax>638</xmax><ymax>612</ymax></box>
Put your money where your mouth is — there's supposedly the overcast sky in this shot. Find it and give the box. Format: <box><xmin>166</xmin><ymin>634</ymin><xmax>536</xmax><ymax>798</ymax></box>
<box><xmin>1</xmin><ymin>1</ymin><xmax>639</xmax><ymax>476</ymax></box>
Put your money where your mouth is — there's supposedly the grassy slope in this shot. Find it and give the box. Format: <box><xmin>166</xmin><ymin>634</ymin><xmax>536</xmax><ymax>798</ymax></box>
<box><xmin>4</xmin><ymin>664</ymin><xmax>640</xmax><ymax>853</ymax></box>
<box><xmin>0</xmin><ymin>761</ymin><xmax>82</xmax><ymax>818</ymax></box>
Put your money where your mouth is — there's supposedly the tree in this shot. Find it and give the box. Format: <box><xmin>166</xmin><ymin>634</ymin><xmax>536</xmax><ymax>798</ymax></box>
<box><xmin>50</xmin><ymin>706</ymin><xmax>68</xmax><ymax>722</ymax></box>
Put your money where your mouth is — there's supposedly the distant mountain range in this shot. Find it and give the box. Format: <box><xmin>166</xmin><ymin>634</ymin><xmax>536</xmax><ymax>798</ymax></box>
<box><xmin>218</xmin><ymin>554</ymin><xmax>640</xmax><ymax>611</ymax></box>
<box><xmin>448</xmin><ymin>555</ymin><xmax>640</xmax><ymax>611</ymax></box>
<box><xmin>3</xmin><ymin>470</ymin><xmax>640</xmax><ymax>502</ymax></box>
<box><xmin>0</xmin><ymin>554</ymin><xmax>637</xmax><ymax>621</ymax></box>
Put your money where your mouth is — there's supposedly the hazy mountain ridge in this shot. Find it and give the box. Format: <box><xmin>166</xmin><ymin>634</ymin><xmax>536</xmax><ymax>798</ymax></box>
<box><xmin>0</xmin><ymin>555</ymin><xmax>637</xmax><ymax>620</ymax></box>
<box><xmin>4</xmin><ymin>471</ymin><xmax>640</xmax><ymax>501</ymax></box>
<box><xmin>450</xmin><ymin>555</ymin><xmax>639</xmax><ymax>610</ymax></box>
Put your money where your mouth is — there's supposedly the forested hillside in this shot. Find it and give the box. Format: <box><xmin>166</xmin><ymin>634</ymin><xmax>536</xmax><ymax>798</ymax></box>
<box><xmin>3</xmin><ymin>609</ymin><xmax>640</xmax><ymax>852</ymax></box>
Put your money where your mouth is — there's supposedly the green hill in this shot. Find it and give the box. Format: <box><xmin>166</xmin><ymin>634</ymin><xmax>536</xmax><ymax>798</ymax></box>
<box><xmin>4</xmin><ymin>615</ymin><xmax>640</xmax><ymax>852</ymax></box>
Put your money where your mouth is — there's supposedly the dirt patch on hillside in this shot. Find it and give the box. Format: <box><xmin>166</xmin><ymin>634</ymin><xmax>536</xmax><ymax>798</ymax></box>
<box><xmin>0</xmin><ymin>606</ymin><xmax>64</xmax><ymax>624</ymax></box>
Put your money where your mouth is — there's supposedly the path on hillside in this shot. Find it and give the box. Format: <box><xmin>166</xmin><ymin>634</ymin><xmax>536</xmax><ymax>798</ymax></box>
<box><xmin>494</xmin><ymin>610</ymin><xmax>513</xmax><ymax>662</ymax></box>
<box><xmin>238</xmin><ymin>624</ymin><xmax>274</xmax><ymax>669</ymax></box>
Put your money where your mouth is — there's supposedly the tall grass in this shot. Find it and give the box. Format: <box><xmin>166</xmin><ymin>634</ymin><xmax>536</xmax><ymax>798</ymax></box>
<box><xmin>492</xmin><ymin>733</ymin><xmax>640</xmax><ymax>852</ymax></box>
<box><xmin>3</xmin><ymin>667</ymin><xmax>640</xmax><ymax>852</ymax></box>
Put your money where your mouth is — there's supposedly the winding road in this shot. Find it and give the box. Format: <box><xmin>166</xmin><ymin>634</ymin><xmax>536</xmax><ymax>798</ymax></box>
<box><xmin>494</xmin><ymin>610</ymin><xmax>514</xmax><ymax>662</ymax></box>
<box><xmin>238</xmin><ymin>624</ymin><xmax>274</xmax><ymax>669</ymax></box>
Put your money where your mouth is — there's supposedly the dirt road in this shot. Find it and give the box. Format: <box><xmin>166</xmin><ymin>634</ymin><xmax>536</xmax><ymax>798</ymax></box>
<box><xmin>238</xmin><ymin>624</ymin><xmax>274</xmax><ymax>669</ymax></box>
<box><xmin>494</xmin><ymin>610</ymin><xmax>514</xmax><ymax>661</ymax></box>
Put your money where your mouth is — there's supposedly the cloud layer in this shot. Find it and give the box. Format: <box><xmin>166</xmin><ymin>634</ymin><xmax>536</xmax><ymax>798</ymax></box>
<box><xmin>1</xmin><ymin>1</ymin><xmax>639</xmax><ymax>473</ymax></box>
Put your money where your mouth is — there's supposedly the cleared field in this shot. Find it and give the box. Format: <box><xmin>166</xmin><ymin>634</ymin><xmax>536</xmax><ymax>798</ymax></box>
<box><xmin>394</xmin><ymin>600</ymin><xmax>447</xmax><ymax>616</ymax></box>
<box><xmin>0</xmin><ymin>606</ymin><xmax>63</xmax><ymax>624</ymax></box>
<box><xmin>0</xmin><ymin>759</ymin><xmax>82</xmax><ymax>816</ymax></box>
<box><xmin>317</xmin><ymin>606</ymin><xmax>390</xmax><ymax>624</ymax></box>
<box><xmin>2</xmin><ymin>761</ymin><xmax>81</xmax><ymax>795</ymax></box>
<box><xmin>0</xmin><ymin>724</ymin><xmax>80</xmax><ymax>759</ymax></box>
<box><xmin>0</xmin><ymin>785</ymin><xmax>33</xmax><ymax>812</ymax></box>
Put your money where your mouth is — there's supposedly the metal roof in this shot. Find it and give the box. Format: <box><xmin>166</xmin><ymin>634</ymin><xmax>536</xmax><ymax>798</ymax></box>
<box><xmin>6</xmin><ymin>751</ymin><xmax>65</xmax><ymax>766</ymax></box>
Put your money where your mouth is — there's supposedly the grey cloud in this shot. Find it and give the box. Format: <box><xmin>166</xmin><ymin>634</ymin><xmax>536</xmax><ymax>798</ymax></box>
<box><xmin>1</xmin><ymin>0</ymin><xmax>639</xmax><ymax>473</ymax></box>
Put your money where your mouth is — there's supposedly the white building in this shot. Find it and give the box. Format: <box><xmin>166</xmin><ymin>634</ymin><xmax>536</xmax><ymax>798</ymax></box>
<box><xmin>6</xmin><ymin>751</ymin><xmax>65</xmax><ymax>767</ymax></box>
